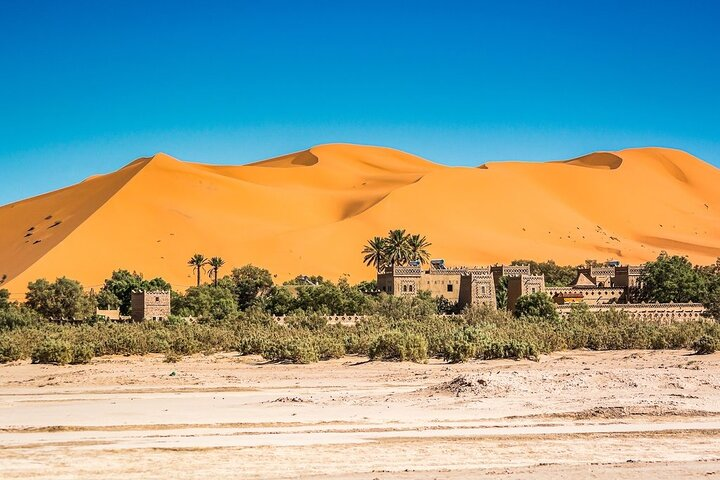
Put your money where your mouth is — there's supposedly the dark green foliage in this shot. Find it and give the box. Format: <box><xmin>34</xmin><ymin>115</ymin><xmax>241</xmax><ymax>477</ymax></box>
<box><xmin>370</xmin><ymin>291</ymin><xmax>437</xmax><ymax>320</ymax></box>
<box><xmin>436</xmin><ymin>296</ymin><xmax>461</xmax><ymax>315</ymax></box>
<box><xmin>32</xmin><ymin>339</ymin><xmax>74</xmax><ymax>365</ymax></box>
<box><xmin>697</xmin><ymin>259</ymin><xmax>720</xmax><ymax>320</ymax></box>
<box><xmin>226</xmin><ymin>265</ymin><xmax>274</xmax><ymax>310</ymax></box>
<box><xmin>292</xmin><ymin>278</ymin><xmax>373</xmax><ymax>315</ymax></box>
<box><xmin>26</xmin><ymin>277</ymin><xmax>96</xmax><ymax>320</ymax></box>
<box><xmin>693</xmin><ymin>335</ymin><xmax>718</xmax><ymax>355</ymax></box>
<box><xmin>173</xmin><ymin>285</ymin><xmax>238</xmax><ymax>321</ymax></box>
<box><xmin>0</xmin><ymin>336</ymin><xmax>21</xmax><ymax>363</ymax></box>
<box><xmin>368</xmin><ymin>330</ymin><xmax>428</xmax><ymax>362</ymax></box>
<box><xmin>95</xmin><ymin>289</ymin><xmax>121</xmax><ymax>310</ymax></box>
<box><xmin>495</xmin><ymin>276</ymin><xmax>508</xmax><ymax>310</ymax></box>
<box><xmin>362</xmin><ymin>230</ymin><xmax>432</xmax><ymax>270</ymax></box>
<box><xmin>0</xmin><ymin>289</ymin><xmax>9</xmax><ymax>309</ymax></box>
<box><xmin>264</xmin><ymin>278</ymin><xmax>373</xmax><ymax>316</ymax></box>
<box><xmin>71</xmin><ymin>342</ymin><xmax>94</xmax><ymax>364</ymax></box>
<box><xmin>512</xmin><ymin>259</ymin><xmax>577</xmax><ymax>287</ymax></box>
<box><xmin>0</xmin><ymin>307</ymin><xmax>718</xmax><ymax>366</ymax></box>
<box><xmin>100</xmin><ymin>270</ymin><xmax>171</xmax><ymax>315</ymax></box>
<box><xmin>513</xmin><ymin>292</ymin><xmax>559</xmax><ymax>322</ymax></box>
<box><xmin>639</xmin><ymin>252</ymin><xmax>706</xmax><ymax>303</ymax></box>
<box><xmin>356</xmin><ymin>280</ymin><xmax>378</xmax><ymax>294</ymax></box>
<box><xmin>0</xmin><ymin>303</ymin><xmax>36</xmax><ymax>330</ymax></box>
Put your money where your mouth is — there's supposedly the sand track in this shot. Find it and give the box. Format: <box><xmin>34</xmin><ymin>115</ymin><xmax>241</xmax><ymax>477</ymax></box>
<box><xmin>1</xmin><ymin>349</ymin><xmax>719</xmax><ymax>478</ymax></box>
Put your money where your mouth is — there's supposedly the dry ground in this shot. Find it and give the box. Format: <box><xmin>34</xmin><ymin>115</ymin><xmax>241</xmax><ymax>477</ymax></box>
<box><xmin>1</xmin><ymin>349</ymin><xmax>719</xmax><ymax>479</ymax></box>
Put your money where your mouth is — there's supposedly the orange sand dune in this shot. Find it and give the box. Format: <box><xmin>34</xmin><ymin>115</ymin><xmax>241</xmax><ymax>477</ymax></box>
<box><xmin>1</xmin><ymin>144</ymin><xmax>719</xmax><ymax>297</ymax></box>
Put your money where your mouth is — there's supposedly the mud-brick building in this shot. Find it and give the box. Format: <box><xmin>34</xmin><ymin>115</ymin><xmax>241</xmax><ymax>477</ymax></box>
<box><xmin>376</xmin><ymin>261</ymin><xmax>497</xmax><ymax>309</ymax></box>
<box><xmin>506</xmin><ymin>274</ymin><xmax>546</xmax><ymax>312</ymax></box>
<box><xmin>131</xmin><ymin>291</ymin><xmax>171</xmax><ymax>321</ymax></box>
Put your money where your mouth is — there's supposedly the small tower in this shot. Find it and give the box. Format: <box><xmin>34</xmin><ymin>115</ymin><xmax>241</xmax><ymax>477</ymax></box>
<box><xmin>130</xmin><ymin>290</ymin><xmax>171</xmax><ymax>321</ymax></box>
<box><xmin>507</xmin><ymin>274</ymin><xmax>546</xmax><ymax>312</ymax></box>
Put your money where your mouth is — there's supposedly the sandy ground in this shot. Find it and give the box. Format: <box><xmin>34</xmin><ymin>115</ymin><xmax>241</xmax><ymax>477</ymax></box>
<box><xmin>1</xmin><ymin>349</ymin><xmax>719</xmax><ymax>479</ymax></box>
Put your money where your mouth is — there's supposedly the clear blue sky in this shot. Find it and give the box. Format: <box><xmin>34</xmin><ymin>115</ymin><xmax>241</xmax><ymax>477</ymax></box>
<box><xmin>1</xmin><ymin>0</ymin><xmax>719</xmax><ymax>206</ymax></box>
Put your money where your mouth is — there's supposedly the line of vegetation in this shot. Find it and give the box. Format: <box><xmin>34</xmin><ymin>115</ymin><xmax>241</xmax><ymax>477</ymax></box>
<box><xmin>1</xmin><ymin>245</ymin><xmax>719</xmax><ymax>364</ymax></box>
<box><xmin>1</xmin><ymin>303</ymin><xmax>718</xmax><ymax>365</ymax></box>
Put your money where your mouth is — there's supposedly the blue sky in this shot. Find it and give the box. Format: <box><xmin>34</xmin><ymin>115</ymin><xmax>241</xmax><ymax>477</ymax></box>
<box><xmin>1</xmin><ymin>0</ymin><xmax>719</xmax><ymax>205</ymax></box>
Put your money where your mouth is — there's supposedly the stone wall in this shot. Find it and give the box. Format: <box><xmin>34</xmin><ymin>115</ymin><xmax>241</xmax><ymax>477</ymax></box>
<box><xmin>556</xmin><ymin>303</ymin><xmax>706</xmax><ymax>323</ymax></box>
<box><xmin>459</xmin><ymin>273</ymin><xmax>497</xmax><ymax>309</ymax></box>
<box><xmin>547</xmin><ymin>286</ymin><xmax>625</xmax><ymax>305</ymax></box>
<box><xmin>131</xmin><ymin>291</ymin><xmax>171</xmax><ymax>321</ymax></box>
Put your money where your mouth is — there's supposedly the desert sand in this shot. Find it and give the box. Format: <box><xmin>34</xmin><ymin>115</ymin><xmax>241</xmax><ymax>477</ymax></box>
<box><xmin>1</xmin><ymin>350</ymin><xmax>719</xmax><ymax>478</ymax></box>
<box><xmin>1</xmin><ymin>144</ymin><xmax>720</xmax><ymax>298</ymax></box>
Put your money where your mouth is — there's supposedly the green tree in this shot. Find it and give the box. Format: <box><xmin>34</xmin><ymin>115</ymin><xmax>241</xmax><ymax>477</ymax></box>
<box><xmin>697</xmin><ymin>258</ymin><xmax>720</xmax><ymax>320</ymax></box>
<box><xmin>512</xmin><ymin>259</ymin><xmax>576</xmax><ymax>287</ymax></box>
<box><xmin>0</xmin><ymin>303</ymin><xmax>35</xmax><ymax>330</ymax></box>
<box><xmin>362</xmin><ymin>236</ymin><xmax>387</xmax><ymax>271</ymax></box>
<box><xmin>356</xmin><ymin>280</ymin><xmax>378</xmax><ymax>294</ymax></box>
<box><xmin>207</xmin><ymin>257</ymin><xmax>226</xmax><ymax>287</ymax></box>
<box><xmin>383</xmin><ymin>229</ymin><xmax>411</xmax><ymax>267</ymax></box>
<box><xmin>0</xmin><ymin>289</ymin><xmax>9</xmax><ymax>310</ymax></box>
<box><xmin>174</xmin><ymin>285</ymin><xmax>238</xmax><ymax>321</ymax></box>
<box><xmin>25</xmin><ymin>277</ymin><xmax>96</xmax><ymax>320</ymax></box>
<box><xmin>226</xmin><ymin>264</ymin><xmax>274</xmax><ymax>310</ymax></box>
<box><xmin>188</xmin><ymin>254</ymin><xmax>208</xmax><ymax>287</ymax></box>
<box><xmin>495</xmin><ymin>276</ymin><xmax>509</xmax><ymax>310</ymax></box>
<box><xmin>100</xmin><ymin>270</ymin><xmax>171</xmax><ymax>315</ymax></box>
<box><xmin>639</xmin><ymin>252</ymin><xmax>706</xmax><ymax>303</ymax></box>
<box><xmin>95</xmin><ymin>289</ymin><xmax>120</xmax><ymax>310</ymax></box>
<box><xmin>407</xmin><ymin>234</ymin><xmax>432</xmax><ymax>265</ymax></box>
<box><xmin>262</xmin><ymin>286</ymin><xmax>297</xmax><ymax>316</ymax></box>
<box><xmin>292</xmin><ymin>277</ymin><xmax>373</xmax><ymax>315</ymax></box>
<box><xmin>513</xmin><ymin>292</ymin><xmax>559</xmax><ymax>322</ymax></box>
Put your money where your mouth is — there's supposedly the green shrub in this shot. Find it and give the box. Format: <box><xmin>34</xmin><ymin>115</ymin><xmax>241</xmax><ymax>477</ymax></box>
<box><xmin>261</xmin><ymin>337</ymin><xmax>319</xmax><ymax>364</ymax></box>
<box><xmin>164</xmin><ymin>351</ymin><xmax>182</xmax><ymax>363</ymax></box>
<box><xmin>0</xmin><ymin>305</ymin><xmax>36</xmax><ymax>330</ymax></box>
<box><xmin>314</xmin><ymin>335</ymin><xmax>345</xmax><ymax>360</ymax></box>
<box><xmin>32</xmin><ymin>339</ymin><xmax>73</xmax><ymax>365</ymax></box>
<box><xmin>368</xmin><ymin>330</ymin><xmax>428</xmax><ymax>362</ymax></box>
<box><xmin>0</xmin><ymin>336</ymin><xmax>21</xmax><ymax>363</ymax></box>
<box><xmin>71</xmin><ymin>342</ymin><xmax>95</xmax><ymax>364</ymax></box>
<box><xmin>693</xmin><ymin>335</ymin><xmax>718</xmax><ymax>355</ymax></box>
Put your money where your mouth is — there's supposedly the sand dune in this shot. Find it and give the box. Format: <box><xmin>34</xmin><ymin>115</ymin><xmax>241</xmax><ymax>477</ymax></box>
<box><xmin>1</xmin><ymin>143</ymin><xmax>719</xmax><ymax>296</ymax></box>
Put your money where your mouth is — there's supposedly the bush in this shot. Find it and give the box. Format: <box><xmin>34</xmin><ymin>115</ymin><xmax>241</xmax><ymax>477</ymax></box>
<box><xmin>369</xmin><ymin>330</ymin><xmax>428</xmax><ymax>362</ymax></box>
<box><xmin>261</xmin><ymin>337</ymin><xmax>319</xmax><ymax>364</ymax></box>
<box><xmin>0</xmin><ymin>336</ymin><xmax>21</xmax><ymax>363</ymax></box>
<box><xmin>32</xmin><ymin>339</ymin><xmax>73</xmax><ymax>365</ymax></box>
<box><xmin>71</xmin><ymin>342</ymin><xmax>95</xmax><ymax>364</ymax></box>
<box><xmin>314</xmin><ymin>335</ymin><xmax>345</xmax><ymax>360</ymax></box>
<box><xmin>0</xmin><ymin>305</ymin><xmax>36</xmax><ymax>330</ymax></box>
<box><xmin>164</xmin><ymin>351</ymin><xmax>182</xmax><ymax>363</ymax></box>
<box><xmin>693</xmin><ymin>335</ymin><xmax>718</xmax><ymax>355</ymax></box>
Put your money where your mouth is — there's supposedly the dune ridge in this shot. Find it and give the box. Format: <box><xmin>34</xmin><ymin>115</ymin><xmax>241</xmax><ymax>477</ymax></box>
<box><xmin>1</xmin><ymin>143</ymin><xmax>719</xmax><ymax>297</ymax></box>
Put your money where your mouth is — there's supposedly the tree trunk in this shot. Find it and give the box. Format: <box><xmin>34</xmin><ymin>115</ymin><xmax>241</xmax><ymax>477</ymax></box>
<box><xmin>196</xmin><ymin>268</ymin><xmax>201</xmax><ymax>287</ymax></box>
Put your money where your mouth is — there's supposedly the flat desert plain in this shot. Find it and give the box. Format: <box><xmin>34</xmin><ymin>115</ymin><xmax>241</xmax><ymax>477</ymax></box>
<box><xmin>1</xmin><ymin>350</ymin><xmax>719</xmax><ymax>479</ymax></box>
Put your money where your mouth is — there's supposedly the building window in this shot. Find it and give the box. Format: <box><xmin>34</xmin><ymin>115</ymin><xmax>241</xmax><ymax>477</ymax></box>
<box><xmin>481</xmin><ymin>286</ymin><xmax>486</xmax><ymax>294</ymax></box>
<box><xmin>402</xmin><ymin>285</ymin><xmax>408</xmax><ymax>292</ymax></box>
<box><xmin>447</xmin><ymin>284</ymin><xmax>453</xmax><ymax>293</ymax></box>
<box><xmin>155</xmin><ymin>296</ymin><xmax>160</xmax><ymax>302</ymax></box>
<box><xmin>409</xmin><ymin>285</ymin><xmax>414</xmax><ymax>292</ymax></box>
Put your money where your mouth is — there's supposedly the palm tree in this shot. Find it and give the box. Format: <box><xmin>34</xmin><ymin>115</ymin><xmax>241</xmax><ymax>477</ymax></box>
<box><xmin>362</xmin><ymin>237</ymin><xmax>387</xmax><ymax>271</ymax></box>
<box><xmin>383</xmin><ymin>229</ymin><xmax>411</xmax><ymax>267</ymax></box>
<box><xmin>207</xmin><ymin>257</ymin><xmax>225</xmax><ymax>287</ymax></box>
<box><xmin>408</xmin><ymin>234</ymin><xmax>432</xmax><ymax>265</ymax></box>
<box><xmin>187</xmin><ymin>254</ymin><xmax>208</xmax><ymax>287</ymax></box>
